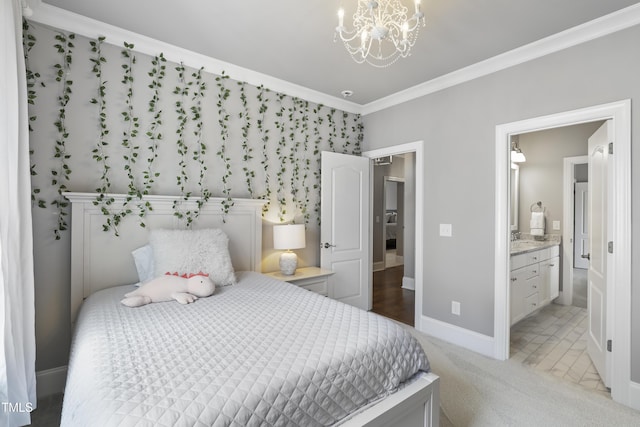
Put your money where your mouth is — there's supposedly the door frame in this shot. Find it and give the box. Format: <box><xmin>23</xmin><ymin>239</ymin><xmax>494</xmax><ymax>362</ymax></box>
<box><xmin>559</xmin><ymin>155</ymin><xmax>588</xmax><ymax>306</ymax></box>
<box><xmin>494</xmin><ymin>100</ymin><xmax>631</xmax><ymax>406</ymax></box>
<box><xmin>363</xmin><ymin>141</ymin><xmax>424</xmax><ymax>327</ymax></box>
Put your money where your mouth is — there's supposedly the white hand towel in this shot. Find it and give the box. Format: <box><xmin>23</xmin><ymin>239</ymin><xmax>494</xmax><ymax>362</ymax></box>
<box><xmin>530</xmin><ymin>211</ymin><xmax>544</xmax><ymax>229</ymax></box>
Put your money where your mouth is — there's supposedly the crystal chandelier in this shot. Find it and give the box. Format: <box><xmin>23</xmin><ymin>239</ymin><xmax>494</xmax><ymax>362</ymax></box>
<box><xmin>335</xmin><ymin>0</ymin><xmax>425</xmax><ymax>67</ymax></box>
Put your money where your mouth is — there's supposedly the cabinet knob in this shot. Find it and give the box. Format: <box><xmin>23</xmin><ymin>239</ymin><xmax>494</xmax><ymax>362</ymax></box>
<box><xmin>549</xmin><ymin>264</ymin><xmax>555</xmax><ymax>267</ymax></box>
<box><xmin>533</xmin><ymin>285</ymin><xmax>537</xmax><ymax>289</ymax></box>
<box><xmin>533</xmin><ymin>257</ymin><xmax>537</xmax><ymax>260</ymax></box>
<box><xmin>532</xmin><ymin>270</ymin><xmax>537</xmax><ymax>274</ymax></box>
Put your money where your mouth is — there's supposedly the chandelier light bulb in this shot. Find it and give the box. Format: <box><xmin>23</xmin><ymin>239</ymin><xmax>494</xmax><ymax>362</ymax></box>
<box><xmin>21</xmin><ymin>1</ymin><xmax>33</xmax><ymax>17</ymax></box>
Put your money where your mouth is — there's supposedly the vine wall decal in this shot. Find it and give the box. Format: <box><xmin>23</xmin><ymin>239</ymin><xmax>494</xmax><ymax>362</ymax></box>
<box><xmin>192</xmin><ymin>67</ymin><xmax>210</xmax><ymax>216</ymax></box>
<box><xmin>24</xmin><ymin>23</ymin><xmax>364</xmax><ymax>239</ymax></box>
<box><xmin>51</xmin><ymin>31</ymin><xmax>75</xmax><ymax>240</ymax></box>
<box><xmin>22</xmin><ymin>20</ymin><xmax>46</xmax><ymax>210</ymax></box>
<box><xmin>215</xmin><ymin>71</ymin><xmax>234</xmax><ymax>216</ymax></box>
<box><xmin>142</xmin><ymin>52</ymin><xmax>167</xmax><ymax>215</ymax></box>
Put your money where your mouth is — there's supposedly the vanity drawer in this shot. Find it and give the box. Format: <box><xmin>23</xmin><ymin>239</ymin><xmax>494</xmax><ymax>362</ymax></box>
<box><xmin>511</xmin><ymin>252</ymin><xmax>543</xmax><ymax>270</ymax></box>
<box><xmin>511</xmin><ymin>245</ymin><xmax>559</xmax><ymax>270</ymax></box>
<box><xmin>525</xmin><ymin>292</ymin><xmax>540</xmax><ymax>312</ymax></box>
<box><xmin>512</xmin><ymin>263</ymin><xmax>539</xmax><ymax>280</ymax></box>
<box><xmin>524</xmin><ymin>251</ymin><xmax>544</xmax><ymax>265</ymax></box>
<box><xmin>524</xmin><ymin>276</ymin><xmax>541</xmax><ymax>296</ymax></box>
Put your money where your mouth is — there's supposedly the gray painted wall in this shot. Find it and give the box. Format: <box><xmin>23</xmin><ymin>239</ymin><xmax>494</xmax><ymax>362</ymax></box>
<box><xmin>363</xmin><ymin>25</ymin><xmax>640</xmax><ymax>381</ymax></box>
<box><xmin>516</xmin><ymin>122</ymin><xmax>601</xmax><ymax>235</ymax></box>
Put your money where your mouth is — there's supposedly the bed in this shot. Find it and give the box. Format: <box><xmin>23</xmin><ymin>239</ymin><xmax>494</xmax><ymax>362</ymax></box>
<box><xmin>61</xmin><ymin>192</ymin><xmax>439</xmax><ymax>426</ymax></box>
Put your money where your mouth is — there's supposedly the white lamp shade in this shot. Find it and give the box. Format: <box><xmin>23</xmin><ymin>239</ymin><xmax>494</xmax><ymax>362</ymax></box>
<box><xmin>273</xmin><ymin>224</ymin><xmax>306</xmax><ymax>250</ymax></box>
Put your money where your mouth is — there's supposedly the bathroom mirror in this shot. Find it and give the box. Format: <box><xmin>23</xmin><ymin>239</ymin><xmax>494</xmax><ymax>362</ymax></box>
<box><xmin>510</xmin><ymin>163</ymin><xmax>519</xmax><ymax>231</ymax></box>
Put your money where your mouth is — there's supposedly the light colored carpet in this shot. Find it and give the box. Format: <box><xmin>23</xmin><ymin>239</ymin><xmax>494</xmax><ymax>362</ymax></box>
<box><xmin>404</xmin><ymin>326</ymin><xmax>640</xmax><ymax>427</ymax></box>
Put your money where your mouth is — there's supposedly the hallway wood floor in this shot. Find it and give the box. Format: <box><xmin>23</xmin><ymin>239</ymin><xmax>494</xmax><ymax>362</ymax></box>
<box><xmin>372</xmin><ymin>265</ymin><xmax>414</xmax><ymax>326</ymax></box>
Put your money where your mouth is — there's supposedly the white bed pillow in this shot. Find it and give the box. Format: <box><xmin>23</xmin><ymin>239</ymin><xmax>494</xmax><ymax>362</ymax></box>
<box><xmin>131</xmin><ymin>244</ymin><xmax>155</xmax><ymax>285</ymax></box>
<box><xmin>149</xmin><ymin>228</ymin><xmax>236</xmax><ymax>286</ymax></box>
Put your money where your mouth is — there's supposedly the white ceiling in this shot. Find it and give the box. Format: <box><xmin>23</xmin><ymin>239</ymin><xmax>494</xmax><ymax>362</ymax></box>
<box><xmin>38</xmin><ymin>0</ymin><xmax>640</xmax><ymax>106</ymax></box>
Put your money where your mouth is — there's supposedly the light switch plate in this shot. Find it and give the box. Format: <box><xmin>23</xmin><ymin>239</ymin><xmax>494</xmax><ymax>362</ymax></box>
<box><xmin>440</xmin><ymin>224</ymin><xmax>452</xmax><ymax>237</ymax></box>
<box><xmin>552</xmin><ymin>220</ymin><xmax>561</xmax><ymax>230</ymax></box>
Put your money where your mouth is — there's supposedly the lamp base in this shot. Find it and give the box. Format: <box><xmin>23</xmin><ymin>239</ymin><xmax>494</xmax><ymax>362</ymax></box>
<box><xmin>279</xmin><ymin>251</ymin><xmax>298</xmax><ymax>275</ymax></box>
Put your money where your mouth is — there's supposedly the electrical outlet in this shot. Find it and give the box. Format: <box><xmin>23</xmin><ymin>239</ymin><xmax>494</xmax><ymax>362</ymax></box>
<box><xmin>552</xmin><ymin>220</ymin><xmax>561</xmax><ymax>230</ymax></box>
<box><xmin>452</xmin><ymin>301</ymin><xmax>461</xmax><ymax>315</ymax></box>
<box><xmin>439</xmin><ymin>223</ymin><xmax>452</xmax><ymax>237</ymax></box>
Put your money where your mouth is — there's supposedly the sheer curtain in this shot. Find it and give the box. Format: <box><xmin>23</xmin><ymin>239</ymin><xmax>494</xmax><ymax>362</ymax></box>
<box><xmin>0</xmin><ymin>0</ymin><xmax>38</xmax><ymax>425</ymax></box>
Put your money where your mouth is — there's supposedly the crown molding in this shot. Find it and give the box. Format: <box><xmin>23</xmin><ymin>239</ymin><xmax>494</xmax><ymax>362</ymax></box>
<box><xmin>26</xmin><ymin>1</ymin><xmax>640</xmax><ymax>116</ymax></box>
<box><xmin>26</xmin><ymin>1</ymin><xmax>362</xmax><ymax>114</ymax></box>
<box><xmin>361</xmin><ymin>3</ymin><xmax>640</xmax><ymax>115</ymax></box>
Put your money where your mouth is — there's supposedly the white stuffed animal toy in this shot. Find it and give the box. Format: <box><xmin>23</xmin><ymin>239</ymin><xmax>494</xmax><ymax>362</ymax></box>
<box><xmin>121</xmin><ymin>272</ymin><xmax>215</xmax><ymax>307</ymax></box>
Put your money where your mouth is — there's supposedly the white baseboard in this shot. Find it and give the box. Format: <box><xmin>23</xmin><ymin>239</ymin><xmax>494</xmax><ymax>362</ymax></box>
<box><xmin>419</xmin><ymin>315</ymin><xmax>495</xmax><ymax>358</ymax></box>
<box><xmin>628</xmin><ymin>380</ymin><xmax>640</xmax><ymax>411</ymax></box>
<box><xmin>36</xmin><ymin>366</ymin><xmax>67</xmax><ymax>398</ymax></box>
<box><xmin>373</xmin><ymin>261</ymin><xmax>385</xmax><ymax>272</ymax></box>
<box><xmin>402</xmin><ymin>276</ymin><xmax>415</xmax><ymax>290</ymax></box>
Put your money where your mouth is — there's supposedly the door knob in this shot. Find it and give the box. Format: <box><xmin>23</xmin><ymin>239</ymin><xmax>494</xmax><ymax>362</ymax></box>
<box><xmin>581</xmin><ymin>253</ymin><xmax>591</xmax><ymax>260</ymax></box>
<box><xmin>321</xmin><ymin>242</ymin><xmax>336</xmax><ymax>249</ymax></box>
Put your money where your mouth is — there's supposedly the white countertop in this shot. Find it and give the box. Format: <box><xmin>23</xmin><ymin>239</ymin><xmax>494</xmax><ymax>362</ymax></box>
<box><xmin>510</xmin><ymin>238</ymin><xmax>560</xmax><ymax>255</ymax></box>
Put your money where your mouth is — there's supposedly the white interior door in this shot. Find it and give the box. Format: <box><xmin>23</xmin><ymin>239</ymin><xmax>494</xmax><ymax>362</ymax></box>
<box><xmin>574</xmin><ymin>182</ymin><xmax>589</xmax><ymax>269</ymax></box>
<box><xmin>586</xmin><ymin>120</ymin><xmax>611</xmax><ymax>387</ymax></box>
<box><xmin>320</xmin><ymin>151</ymin><xmax>371</xmax><ymax>310</ymax></box>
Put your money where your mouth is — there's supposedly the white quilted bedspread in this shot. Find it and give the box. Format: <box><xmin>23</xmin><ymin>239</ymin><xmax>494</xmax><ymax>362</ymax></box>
<box><xmin>61</xmin><ymin>272</ymin><xmax>429</xmax><ymax>426</ymax></box>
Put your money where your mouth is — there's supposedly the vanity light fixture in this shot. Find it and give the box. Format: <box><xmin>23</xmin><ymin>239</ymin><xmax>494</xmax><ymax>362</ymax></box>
<box><xmin>511</xmin><ymin>141</ymin><xmax>526</xmax><ymax>163</ymax></box>
<box><xmin>335</xmin><ymin>0</ymin><xmax>425</xmax><ymax>67</ymax></box>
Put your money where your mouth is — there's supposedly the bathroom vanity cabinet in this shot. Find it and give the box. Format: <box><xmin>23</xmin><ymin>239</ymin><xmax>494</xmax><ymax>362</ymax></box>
<box><xmin>510</xmin><ymin>245</ymin><xmax>560</xmax><ymax>325</ymax></box>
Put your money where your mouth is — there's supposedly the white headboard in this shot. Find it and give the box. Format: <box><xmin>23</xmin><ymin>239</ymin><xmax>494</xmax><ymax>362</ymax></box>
<box><xmin>64</xmin><ymin>192</ymin><xmax>266</xmax><ymax>321</ymax></box>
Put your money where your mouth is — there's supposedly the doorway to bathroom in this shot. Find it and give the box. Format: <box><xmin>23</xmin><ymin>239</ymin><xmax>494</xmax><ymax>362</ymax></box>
<box><xmin>508</xmin><ymin>123</ymin><xmax>605</xmax><ymax>395</ymax></box>
<box><xmin>494</xmin><ymin>100</ymin><xmax>631</xmax><ymax>407</ymax></box>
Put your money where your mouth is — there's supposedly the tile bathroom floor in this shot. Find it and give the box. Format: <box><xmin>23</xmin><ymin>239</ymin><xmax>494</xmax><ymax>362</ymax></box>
<box><xmin>510</xmin><ymin>302</ymin><xmax>610</xmax><ymax>397</ymax></box>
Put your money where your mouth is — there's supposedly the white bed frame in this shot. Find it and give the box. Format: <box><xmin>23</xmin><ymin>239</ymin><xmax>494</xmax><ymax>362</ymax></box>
<box><xmin>64</xmin><ymin>192</ymin><xmax>439</xmax><ymax>427</ymax></box>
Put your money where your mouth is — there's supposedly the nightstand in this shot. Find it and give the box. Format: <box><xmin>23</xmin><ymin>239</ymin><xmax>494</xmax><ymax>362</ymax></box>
<box><xmin>264</xmin><ymin>267</ymin><xmax>334</xmax><ymax>296</ymax></box>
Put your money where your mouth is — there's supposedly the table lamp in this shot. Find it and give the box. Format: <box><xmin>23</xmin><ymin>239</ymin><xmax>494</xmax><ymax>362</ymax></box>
<box><xmin>273</xmin><ymin>224</ymin><xmax>306</xmax><ymax>275</ymax></box>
